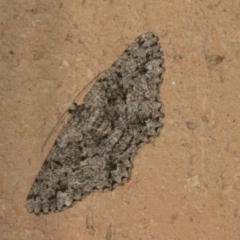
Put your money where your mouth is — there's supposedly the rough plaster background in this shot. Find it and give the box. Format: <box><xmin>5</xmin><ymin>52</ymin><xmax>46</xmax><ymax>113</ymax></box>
<box><xmin>1</xmin><ymin>0</ymin><xmax>240</xmax><ymax>239</ymax></box>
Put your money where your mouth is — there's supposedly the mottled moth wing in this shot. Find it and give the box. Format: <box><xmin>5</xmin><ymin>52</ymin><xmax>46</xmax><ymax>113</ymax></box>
<box><xmin>26</xmin><ymin>32</ymin><xmax>164</xmax><ymax>214</ymax></box>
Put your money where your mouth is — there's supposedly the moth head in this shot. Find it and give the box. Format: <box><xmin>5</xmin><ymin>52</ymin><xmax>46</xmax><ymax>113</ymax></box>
<box><xmin>67</xmin><ymin>102</ymin><xmax>78</xmax><ymax>114</ymax></box>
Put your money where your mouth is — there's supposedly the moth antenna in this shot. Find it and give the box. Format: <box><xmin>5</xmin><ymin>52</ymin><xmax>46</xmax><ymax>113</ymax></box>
<box><xmin>42</xmin><ymin>71</ymin><xmax>104</xmax><ymax>152</ymax></box>
<box><xmin>73</xmin><ymin>71</ymin><xmax>104</xmax><ymax>103</ymax></box>
<box><xmin>41</xmin><ymin>110</ymin><xmax>68</xmax><ymax>152</ymax></box>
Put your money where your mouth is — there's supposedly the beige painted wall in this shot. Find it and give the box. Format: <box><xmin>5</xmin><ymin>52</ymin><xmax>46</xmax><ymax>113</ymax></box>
<box><xmin>1</xmin><ymin>0</ymin><xmax>240</xmax><ymax>239</ymax></box>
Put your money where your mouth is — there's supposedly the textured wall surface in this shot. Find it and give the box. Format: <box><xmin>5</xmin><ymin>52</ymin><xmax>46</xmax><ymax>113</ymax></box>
<box><xmin>1</xmin><ymin>0</ymin><xmax>240</xmax><ymax>239</ymax></box>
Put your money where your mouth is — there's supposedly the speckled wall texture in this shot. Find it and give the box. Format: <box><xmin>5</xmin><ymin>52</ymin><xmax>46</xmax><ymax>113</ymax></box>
<box><xmin>1</xmin><ymin>0</ymin><xmax>240</xmax><ymax>239</ymax></box>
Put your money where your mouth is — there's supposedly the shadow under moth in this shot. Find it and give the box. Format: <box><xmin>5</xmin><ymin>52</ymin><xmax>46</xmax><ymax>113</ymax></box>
<box><xmin>26</xmin><ymin>32</ymin><xmax>165</xmax><ymax>214</ymax></box>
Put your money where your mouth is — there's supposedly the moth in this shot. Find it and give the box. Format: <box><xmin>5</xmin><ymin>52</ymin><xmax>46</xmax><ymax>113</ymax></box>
<box><xmin>27</xmin><ymin>32</ymin><xmax>164</xmax><ymax>214</ymax></box>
